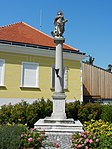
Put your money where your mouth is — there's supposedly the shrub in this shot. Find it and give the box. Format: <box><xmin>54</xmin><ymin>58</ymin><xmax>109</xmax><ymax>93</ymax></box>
<box><xmin>0</xmin><ymin>124</ymin><xmax>47</xmax><ymax>149</ymax></box>
<box><xmin>66</xmin><ymin>101</ymin><xmax>80</xmax><ymax>120</ymax></box>
<box><xmin>101</xmin><ymin>104</ymin><xmax>112</xmax><ymax>123</ymax></box>
<box><xmin>78</xmin><ymin>103</ymin><xmax>102</xmax><ymax>123</ymax></box>
<box><xmin>0</xmin><ymin>99</ymin><xmax>112</xmax><ymax>128</ymax></box>
<box><xmin>72</xmin><ymin>131</ymin><xmax>100</xmax><ymax>149</ymax></box>
<box><xmin>0</xmin><ymin>99</ymin><xmax>52</xmax><ymax>128</ymax></box>
<box><xmin>0</xmin><ymin>103</ymin><xmax>13</xmax><ymax>125</ymax></box>
<box><xmin>26</xmin><ymin>99</ymin><xmax>52</xmax><ymax>128</ymax></box>
<box><xmin>10</xmin><ymin>101</ymin><xmax>28</xmax><ymax>125</ymax></box>
<box><xmin>84</xmin><ymin>119</ymin><xmax>112</xmax><ymax>148</ymax></box>
<box><xmin>0</xmin><ymin>125</ymin><xmax>26</xmax><ymax>149</ymax></box>
<box><xmin>20</xmin><ymin>128</ymin><xmax>46</xmax><ymax>148</ymax></box>
<box><xmin>99</xmin><ymin>134</ymin><xmax>112</xmax><ymax>149</ymax></box>
<box><xmin>84</xmin><ymin>119</ymin><xmax>112</xmax><ymax>137</ymax></box>
<box><xmin>0</xmin><ymin>101</ymin><xmax>28</xmax><ymax>125</ymax></box>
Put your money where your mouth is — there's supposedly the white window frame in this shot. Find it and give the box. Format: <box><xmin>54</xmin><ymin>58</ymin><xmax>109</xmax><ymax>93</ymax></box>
<box><xmin>51</xmin><ymin>65</ymin><xmax>68</xmax><ymax>89</ymax></box>
<box><xmin>0</xmin><ymin>59</ymin><xmax>5</xmax><ymax>86</ymax></box>
<box><xmin>21</xmin><ymin>62</ymin><xmax>39</xmax><ymax>88</ymax></box>
<box><xmin>63</xmin><ymin>66</ymin><xmax>68</xmax><ymax>89</ymax></box>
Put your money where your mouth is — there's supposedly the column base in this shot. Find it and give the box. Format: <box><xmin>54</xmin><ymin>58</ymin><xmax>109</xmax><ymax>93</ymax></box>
<box><xmin>51</xmin><ymin>92</ymin><xmax>66</xmax><ymax>119</ymax></box>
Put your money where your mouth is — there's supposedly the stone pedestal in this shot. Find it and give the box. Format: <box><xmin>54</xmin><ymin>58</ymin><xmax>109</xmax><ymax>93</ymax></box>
<box><xmin>51</xmin><ymin>92</ymin><xmax>66</xmax><ymax>119</ymax></box>
<box><xmin>34</xmin><ymin>118</ymin><xmax>84</xmax><ymax>134</ymax></box>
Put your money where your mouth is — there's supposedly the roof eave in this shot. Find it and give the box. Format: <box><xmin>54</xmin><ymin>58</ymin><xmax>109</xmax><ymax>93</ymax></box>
<box><xmin>0</xmin><ymin>42</ymin><xmax>86</xmax><ymax>61</ymax></box>
<box><xmin>0</xmin><ymin>39</ymin><xmax>85</xmax><ymax>55</ymax></box>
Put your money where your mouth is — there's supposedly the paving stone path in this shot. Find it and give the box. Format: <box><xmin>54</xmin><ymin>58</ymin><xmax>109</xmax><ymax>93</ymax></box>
<box><xmin>41</xmin><ymin>134</ymin><xmax>73</xmax><ymax>149</ymax></box>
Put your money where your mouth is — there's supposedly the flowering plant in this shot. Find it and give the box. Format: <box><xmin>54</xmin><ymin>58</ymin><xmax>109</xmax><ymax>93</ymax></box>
<box><xmin>72</xmin><ymin>131</ymin><xmax>100</xmax><ymax>149</ymax></box>
<box><xmin>84</xmin><ymin>119</ymin><xmax>112</xmax><ymax>137</ymax></box>
<box><xmin>84</xmin><ymin>119</ymin><xmax>112</xmax><ymax>148</ymax></box>
<box><xmin>20</xmin><ymin>128</ymin><xmax>45</xmax><ymax>149</ymax></box>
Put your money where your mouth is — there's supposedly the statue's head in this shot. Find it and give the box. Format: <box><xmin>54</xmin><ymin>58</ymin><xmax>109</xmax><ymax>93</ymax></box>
<box><xmin>57</xmin><ymin>11</ymin><xmax>63</xmax><ymax>16</ymax></box>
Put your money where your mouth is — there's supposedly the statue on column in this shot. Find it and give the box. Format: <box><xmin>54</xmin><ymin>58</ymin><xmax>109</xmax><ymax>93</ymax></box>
<box><xmin>51</xmin><ymin>11</ymin><xmax>68</xmax><ymax>37</ymax></box>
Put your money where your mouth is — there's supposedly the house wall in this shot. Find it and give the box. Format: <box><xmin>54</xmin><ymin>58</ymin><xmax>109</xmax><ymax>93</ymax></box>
<box><xmin>64</xmin><ymin>60</ymin><xmax>82</xmax><ymax>100</ymax></box>
<box><xmin>0</xmin><ymin>51</ymin><xmax>82</xmax><ymax>104</ymax></box>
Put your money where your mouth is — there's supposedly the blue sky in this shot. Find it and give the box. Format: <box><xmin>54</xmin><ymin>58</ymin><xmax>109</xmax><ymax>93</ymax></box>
<box><xmin>0</xmin><ymin>0</ymin><xmax>112</xmax><ymax>69</ymax></box>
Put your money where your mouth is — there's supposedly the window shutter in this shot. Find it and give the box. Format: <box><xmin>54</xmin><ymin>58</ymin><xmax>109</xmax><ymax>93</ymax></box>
<box><xmin>51</xmin><ymin>65</ymin><xmax>55</xmax><ymax>88</ymax></box>
<box><xmin>0</xmin><ymin>60</ymin><xmax>5</xmax><ymax>85</ymax></box>
<box><xmin>64</xmin><ymin>67</ymin><xmax>68</xmax><ymax>89</ymax></box>
<box><xmin>22</xmin><ymin>62</ymin><xmax>39</xmax><ymax>87</ymax></box>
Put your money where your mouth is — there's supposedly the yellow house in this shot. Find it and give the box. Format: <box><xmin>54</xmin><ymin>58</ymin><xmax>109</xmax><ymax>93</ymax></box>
<box><xmin>0</xmin><ymin>22</ymin><xmax>86</xmax><ymax>105</ymax></box>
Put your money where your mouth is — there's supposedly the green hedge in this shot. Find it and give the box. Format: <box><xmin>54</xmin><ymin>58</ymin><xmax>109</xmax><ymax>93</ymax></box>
<box><xmin>65</xmin><ymin>101</ymin><xmax>80</xmax><ymax>120</ymax></box>
<box><xmin>101</xmin><ymin>104</ymin><xmax>112</xmax><ymax>123</ymax></box>
<box><xmin>0</xmin><ymin>125</ymin><xmax>26</xmax><ymax>149</ymax></box>
<box><xmin>78</xmin><ymin>102</ymin><xmax>102</xmax><ymax>123</ymax></box>
<box><xmin>0</xmin><ymin>99</ymin><xmax>112</xmax><ymax>127</ymax></box>
<box><xmin>0</xmin><ymin>99</ymin><xmax>53</xmax><ymax>128</ymax></box>
<box><xmin>26</xmin><ymin>99</ymin><xmax>52</xmax><ymax>127</ymax></box>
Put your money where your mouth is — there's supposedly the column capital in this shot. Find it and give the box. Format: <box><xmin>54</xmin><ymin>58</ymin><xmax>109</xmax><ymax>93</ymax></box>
<box><xmin>54</xmin><ymin>37</ymin><xmax>65</xmax><ymax>44</ymax></box>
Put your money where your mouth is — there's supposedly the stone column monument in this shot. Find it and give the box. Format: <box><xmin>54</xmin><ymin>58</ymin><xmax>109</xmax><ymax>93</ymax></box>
<box><xmin>34</xmin><ymin>11</ymin><xmax>83</xmax><ymax>134</ymax></box>
<box><xmin>51</xmin><ymin>11</ymin><xmax>67</xmax><ymax>120</ymax></box>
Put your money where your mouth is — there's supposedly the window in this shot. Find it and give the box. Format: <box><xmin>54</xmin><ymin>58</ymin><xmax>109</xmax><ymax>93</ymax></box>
<box><xmin>51</xmin><ymin>65</ymin><xmax>68</xmax><ymax>89</ymax></box>
<box><xmin>63</xmin><ymin>66</ymin><xmax>68</xmax><ymax>89</ymax></box>
<box><xmin>21</xmin><ymin>62</ymin><xmax>39</xmax><ymax>88</ymax></box>
<box><xmin>0</xmin><ymin>59</ymin><xmax>5</xmax><ymax>86</ymax></box>
<box><xmin>51</xmin><ymin>65</ymin><xmax>55</xmax><ymax>89</ymax></box>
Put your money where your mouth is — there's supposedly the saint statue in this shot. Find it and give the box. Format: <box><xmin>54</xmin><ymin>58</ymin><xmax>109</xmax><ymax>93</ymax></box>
<box><xmin>51</xmin><ymin>11</ymin><xmax>68</xmax><ymax>37</ymax></box>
